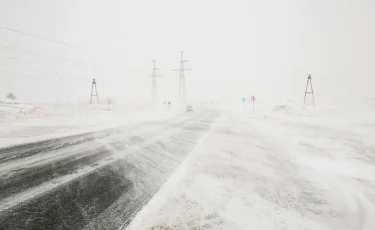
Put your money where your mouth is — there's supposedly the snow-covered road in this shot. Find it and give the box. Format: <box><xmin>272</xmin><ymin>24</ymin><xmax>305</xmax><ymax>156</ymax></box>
<box><xmin>128</xmin><ymin>110</ymin><xmax>375</xmax><ymax>230</ymax></box>
<box><xmin>0</xmin><ymin>109</ymin><xmax>220</xmax><ymax>229</ymax></box>
<box><xmin>1</xmin><ymin>106</ymin><xmax>375</xmax><ymax>230</ymax></box>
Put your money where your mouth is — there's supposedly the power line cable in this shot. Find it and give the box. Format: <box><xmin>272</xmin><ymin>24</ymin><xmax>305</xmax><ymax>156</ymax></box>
<box><xmin>0</xmin><ymin>69</ymin><xmax>74</xmax><ymax>81</ymax></box>
<box><xmin>0</xmin><ymin>70</ymin><xmax>87</xmax><ymax>90</ymax></box>
<box><xmin>0</xmin><ymin>26</ymin><xmax>129</xmax><ymax>60</ymax></box>
<box><xmin>0</xmin><ymin>61</ymin><xmax>148</xmax><ymax>82</ymax></box>
<box><xmin>0</xmin><ymin>54</ymin><xmax>25</xmax><ymax>61</ymax></box>
<box><xmin>0</xmin><ymin>53</ymin><xmax>97</xmax><ymax>78</ymax></box>
<box><xmin>0</xmin><ymin>62</ymin><xmax>89</xmax><ymax>80</ymax></box>
<box><xmin>0</xmin><ymin>26</ymin><xmax>77</xmax><ymax>47</ymax></box>
<box><xmin>0</xmin><ymin>45</ymin><xmax>142</xmax><ymax>75</ymax></box>
<box><xmin>0</xmin><ymin>45</ymin><xmax>93</xmax><ymax>65</ymax></box>
<box><xmin>0</xmin><ymin>52</ymin><xmax>127</xmax><ymax>74</ymax></box>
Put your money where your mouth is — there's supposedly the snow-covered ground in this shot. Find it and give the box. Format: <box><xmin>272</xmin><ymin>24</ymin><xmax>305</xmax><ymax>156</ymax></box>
<box><xmin>0</xmin><ymin>100</ymin><xmax>179</xmax><ymax>148</ymax></box>
<box><xmin>2</xmin><ymin>99</ymin><xmax>375</xmax><ymax>229</ymax></box>
<box><xmin>128</xmin><ymin>105</ymin><xmax>375</xmax><ymax>230</ymax></box>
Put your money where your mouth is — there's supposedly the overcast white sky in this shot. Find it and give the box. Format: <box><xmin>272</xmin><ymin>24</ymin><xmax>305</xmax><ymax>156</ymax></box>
<box><xmin>0</xmin><ymin>0</ymin><xmax>374</xmax><ymax>107</ymax></box>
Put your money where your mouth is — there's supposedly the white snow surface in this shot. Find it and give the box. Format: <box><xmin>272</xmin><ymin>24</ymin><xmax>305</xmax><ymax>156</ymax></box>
<box><xmin>128</xmin><ymin>106</ymin><xmax>375</xmax><ymax>230</ymax></box>
<box><xmin>0</xmin><ymin>100</ymin><xmax>178</xmax><ymax>148</ymax></box>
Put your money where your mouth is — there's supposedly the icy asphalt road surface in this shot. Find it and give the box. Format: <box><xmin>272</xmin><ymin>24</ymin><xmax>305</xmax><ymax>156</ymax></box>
<box><xmin>0</xmin><ymin>109</ymin><xmax>220</xmax><ymax>230</ymax></box>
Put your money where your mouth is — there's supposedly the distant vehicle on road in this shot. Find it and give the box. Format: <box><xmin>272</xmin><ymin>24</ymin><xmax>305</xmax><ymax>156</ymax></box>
<box><xmin>186</xmin><ymin>105</ymin><xmax>194</xmax><ymax>112</ymax></box>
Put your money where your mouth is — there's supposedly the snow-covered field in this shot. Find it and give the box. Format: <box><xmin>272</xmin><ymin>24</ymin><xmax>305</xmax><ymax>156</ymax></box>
<box><xmin>128</xmin><ymin>105</ymin><xmax>375</xmax><ymax>230</ymax></box>
<box><xmin>0</xmin><ymin>100</ymin><xmax>178</xmax><ymax>148</ymax></box>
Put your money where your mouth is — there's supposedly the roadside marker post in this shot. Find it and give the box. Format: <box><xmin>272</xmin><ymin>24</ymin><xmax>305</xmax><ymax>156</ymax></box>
<box><xmin>251</xmin><ymin>96</ymin><xmax>256</xmax><ymax>112</ymax></box>
<box><xmin>163</xmin><ymin>101</ymin><xmax>172</xmax><ymax>111</ymax></box>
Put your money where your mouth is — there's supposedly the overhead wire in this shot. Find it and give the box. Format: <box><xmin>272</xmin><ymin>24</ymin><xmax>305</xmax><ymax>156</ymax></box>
<box><xmin>0</xmin><ymin>53</ymin><xmax>97</xmax><ymax>79</ymax></box>
<box><xmin>0</xmin><ymin>69</ymin><xmax>73</xmax><ymax>81</ymax></box>
<box><xmin>0</xmin><ymin>26</ymin><xmax>129</xmax><ymax>61</ymax></box>
<box><xmin>0</xmin><ymin>54</ymin><xmax>26</xmax><ymax>61</ymax></box>
<box><xmin>0</xmin><ymin>26</ymin><xmax>78</xmax><ymax>47</ymax></box>
<box><xmin>0</xmin><ymin>45</ymin><xmax>95</xmax><ymax>65</ymax></box>
<box><xmin>0</xmin><ymin>69</ymin><xmax>88</xmax><ymax>91</ymax></box>
<box><xmin>0</xmin><ymin>62</ymin><xmax>89</xmax><ymax>80</ymax></box>
<box><xmin>0</xmin><ymin>61</ymin><xmax>146</xmax><ymax>82</ymax></box>
<box><xmin>0</xmin><ymin>26</ymin><xmax>149</xmax><ymax>85</ymax></box>
<box><xmin>0</xmin><ymin>45</ymin><xmax>144</xmax><ymax>76</ymax></box>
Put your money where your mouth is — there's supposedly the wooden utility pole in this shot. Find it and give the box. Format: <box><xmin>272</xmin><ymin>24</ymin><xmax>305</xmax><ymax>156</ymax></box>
<box><xmin>303</xmin><ymin>74</ymin><xmax>315</xmax><ymax>108</ymax></box>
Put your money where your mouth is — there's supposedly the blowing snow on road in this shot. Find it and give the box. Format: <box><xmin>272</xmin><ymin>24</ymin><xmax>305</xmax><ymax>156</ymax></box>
<box><xmin>129</xmin><ymin>108</ymin><xmax>375</xmax><ymax>230</ymax></box>
<box><xmin>1</xmin><ymin>0</ymin><xmax>375</xmax><ymax>229</ymax></box>
<box><xmin>0</xmin><ymin>109</ymin><xmax>219</xmax><ymax>229</ymax></box>
<box><xmin>1</xmin><ymin>105</ymin><xmax>375</xmax><ymax>230</ymax></box>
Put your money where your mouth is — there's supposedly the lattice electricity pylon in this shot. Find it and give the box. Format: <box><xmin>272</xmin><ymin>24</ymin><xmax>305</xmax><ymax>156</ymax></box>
<box><xmin>172</xmin><ymin>51</ymin><xmax>191</xmax><ymax>104</ymax></box>
<box><xmin>303</xmin><ymin>74</ymin><xmax>315</xmax><ymax>108</ymax></box>
<box><xmin>90</xmin><ymin>78</ymin><xmax>99</xmax><ymax>104</ymax></box>
<box><xmin>149</xmin><ymin>60</ymin><xmax>163</xmax><ymax>104</ymax></box>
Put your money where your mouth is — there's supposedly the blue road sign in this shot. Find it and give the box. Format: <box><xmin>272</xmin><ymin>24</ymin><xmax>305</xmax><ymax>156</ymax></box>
<box><xmin>242</xmin><ymin>98</ymin><xmax>246</xmax><ymax>102</ymax></box>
